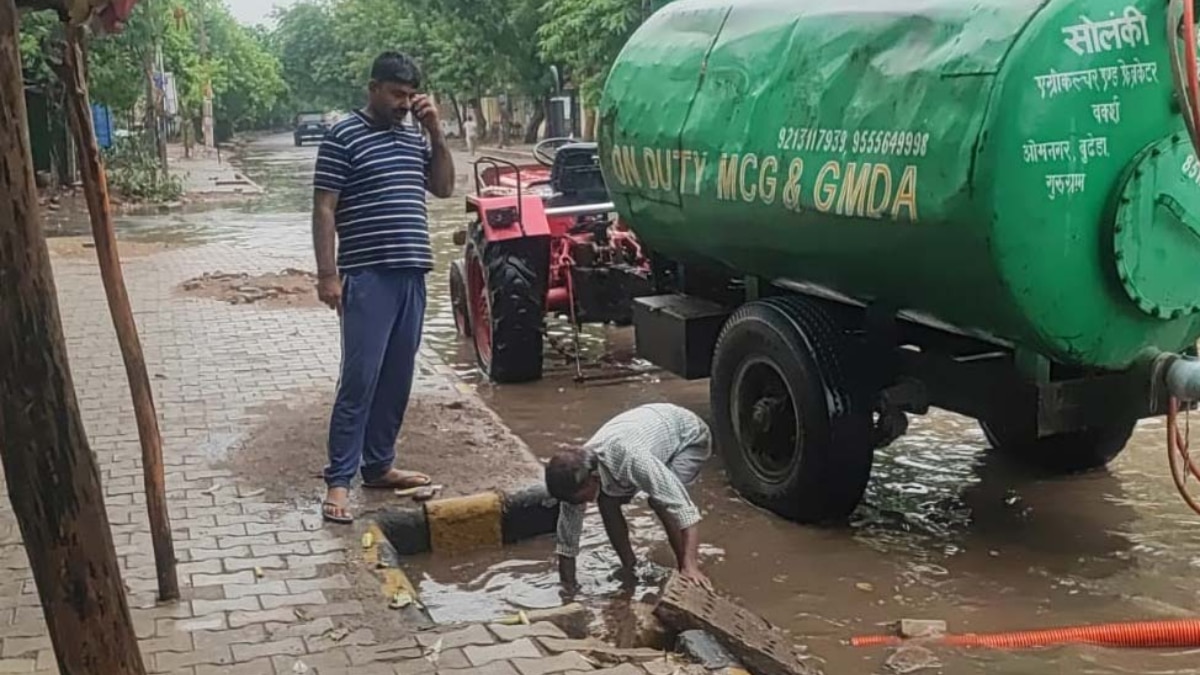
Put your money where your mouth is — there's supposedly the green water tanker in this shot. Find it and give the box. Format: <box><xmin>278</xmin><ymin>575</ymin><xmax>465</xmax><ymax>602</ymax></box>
<box><xmin>602</xmin><ymin>0</ymin><xmax>1200</xmax><ymax>521</ymax></box>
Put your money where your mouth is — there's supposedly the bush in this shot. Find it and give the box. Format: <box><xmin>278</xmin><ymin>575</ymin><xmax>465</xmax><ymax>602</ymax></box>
<box><xmin>103</xmin><ymin>138</ymin><xmax>183</xmax><ymax>203</ymax></box>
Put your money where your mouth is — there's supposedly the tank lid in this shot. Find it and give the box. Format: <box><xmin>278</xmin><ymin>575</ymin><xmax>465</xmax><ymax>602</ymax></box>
<box><xmin>1113</xmin><ymin>134</ymin><xmax>1200</xmax><ymax>319</ymax></box>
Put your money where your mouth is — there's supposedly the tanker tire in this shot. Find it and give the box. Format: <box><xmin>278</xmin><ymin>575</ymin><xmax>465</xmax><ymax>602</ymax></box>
<box><xmin>468</xmin><ymin>227</ymin><xmax>544</xmax><ymax>384</ymax></box>
<box><xmin>979</xmin><ymin>419</ymin><xmax>1136</xmax><ymax>474</ymax></box>
<box><xmin>711</xmin><ymin>296</ymin><xmax>874</xmax><ymax>523</ymax></box>
<box><xmin>449</xmin><ymin>258</ymin><xmax>472</xmax><ymax>338</ymax></box>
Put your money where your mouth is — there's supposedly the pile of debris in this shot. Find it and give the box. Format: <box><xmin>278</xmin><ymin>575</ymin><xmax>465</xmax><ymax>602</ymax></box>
<box><xmin>179</xmin><ymin>269</ymin><xmax>320</xmax><ymax>308</ymax></box>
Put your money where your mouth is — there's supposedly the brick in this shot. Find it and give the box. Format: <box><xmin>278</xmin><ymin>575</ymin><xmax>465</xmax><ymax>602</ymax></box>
<box><xmin>418</xmin><ymin>625</ymin><xmax>494</xmax><ymax>649</ymax></box>
<box><xmin>228</xmin><ymin>608</ymin><xmax>301</xmax><ymax>629</ymax></box>
<box><xmin>284</xmin><ymin>575</ymin><xmax>350</xmax><ymax>594</ymax></box>
<box><xmin>154</xmin><ymin>645</ymin><xmax>234</xmax><ymax>671</ymax></box>
<box><xmin>222</xmin><ymin>581</ymin><xmax>288</xmax><ymax>599</ymax></box>
<box><xmin>438</xmin><ymin>661</ymin><xmax>522</xmax><ymax>675</ymax></box>
<box><xmin>192</xmin><ymin>624</ymin><xmax>267</xmax><ymax>651</ymax></box>
<box><xmin>464</xmin><ymin>639</ymin><xmax>542</xmax><ymax>666</ymax></box>
<box><xmin>216</xmin><ymin>534</ymin><xmax>277</xmax><ymax>550</ymax></box>
<box><xmin>589</xmin><ymin>666</ymin><xmax>644</xmax><ymax>675</ymax></box>
<box><xmin>187</xmin><ymin>546</ymin><xmax>249</xmax><ymax>562</ymax></box>
<box><xmin>223</xmin><ymin>556</ymin><xmax>285</xmax><ymax>573</ymax></box>
<box><xmin>264</xmin><ymin>618</ymin><xmax>337</xmax><ymax>641</ymax></box>
<box><xmin>139</xmin><ymin>631</ymin><xmax>194</xmax><ymax>655</ymax></box>
<box><xmin>511</xmin><ymin>653</ymin><xmax>595</xmax><ymax>675</ymax></box>
<box><xmin>275</xmin><ymin>531</ymin><xmax>322</xmax><ymax>544</ymax></box>
<box><xmin>194</xmin><ymin>657</ymin><xmax>274</xmax><ymax>675</ymax></box>
<box><xmin>348</xmin><ymin>643</ymin><xmax>425</xmax><ymax>666</ymax></box>
<box><xmin>489</xmin><ymin>623</ymin><xmax>567</xmax><ymax>643</ymax></box>
<box><xmin>0</xmin><ymin>658</ymin><xmax>37</xmax><ymax>673</ymax></box>
<box><xmin>230</xmin><ymin>637</ymin><xmax>304</xmax><ymax>662</ymax></box>
<box><xmin>191</xmin><ymin>571</ymin><xmax>256</xmax><ymax>588</ymax></box>
<box><xmin>176</xmin><ymin>559</ymin><xmax>223</xmax><ymax>577</ymax></box>
<box><xmin>191</xmin><ymin>596</ymin><xmax>260</xmax><ymax>617</ymax></box>
<box><xmin>304</xmin><ymin>627</ymin><xmax>375</xmax><ymax>653</ymax></box>
<box><xmin>309</xmin><ymin>538</ymin><xmax>348</xmax><ymax>554</ymax></box>
<box><xmin>283</xmin><ymin>552</ymin><xmax>345</xmax><ymax>569</ymax></box>
<box><xmin>2</xmin><ymin>635</ymin><xmax>50</xmax><ymax>657</ymax></box>
<box><xmin>271</xmin><ymin>648</ymin><xmax>350</xmax><ymax>673</ymax></box>
<box><xmin>247</xmin><ymin>542</ymin><xmax>309</xmax><ymax>557</ymax></box>
<box><xmin>259</xmin><ymin>591</ymin><xmax>326</xmax><ymax>610</ymax></box>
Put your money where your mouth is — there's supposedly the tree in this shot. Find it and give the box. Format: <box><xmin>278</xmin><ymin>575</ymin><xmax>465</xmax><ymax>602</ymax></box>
<box><xmin>538</xmin><ymin>0</ymin><xmax>647</xmax><ymax>137</ymax></box>
<box><xmin>272</xmin><ymin>0</ymin><xmax>358</xmax><ymax>112</ymax></box>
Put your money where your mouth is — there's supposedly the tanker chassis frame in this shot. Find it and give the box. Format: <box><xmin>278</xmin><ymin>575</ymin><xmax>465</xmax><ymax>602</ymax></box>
<box><xmin>633</xmin><ymin>261</ymin><xmax>1182</xmax><ymax>523</ymax></box>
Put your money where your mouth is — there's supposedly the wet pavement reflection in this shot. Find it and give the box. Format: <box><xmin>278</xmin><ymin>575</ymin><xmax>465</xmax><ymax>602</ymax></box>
<box><xmin>82</xmin><ymin>134</ymin><xmax>1200</xmax><ymax>674</ymax></box>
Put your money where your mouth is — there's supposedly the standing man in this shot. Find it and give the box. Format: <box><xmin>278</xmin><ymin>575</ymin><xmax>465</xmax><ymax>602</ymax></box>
<box><xmin>313</xmin><ymin>52</ymin><xmax>455</xmax><ymax>524</ymax></box>
<box><xmin>463</xmin><ymin>115</ymin><xmax>477</xmax><ymax>156</ymax></box>
<box><xmin>545</xmin><ymin>404</ymin><xmax>713</xmax><ymax>592</ymax></box>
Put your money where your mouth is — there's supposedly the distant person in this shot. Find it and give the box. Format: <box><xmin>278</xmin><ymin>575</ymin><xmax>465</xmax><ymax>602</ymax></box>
<box><xmin>311</xmin><ymin>51</ymin><xmax>455</xmax><ymax>524</ymax></box>
<box><xmin>463</xmin><ymin>115</ymin><xmax>477</xmax><ymax>156</ymax></box>
<box><xmin>546</xmin><ymin>404</ymin><xmax>713</xmax><ymax>592</ymax></box>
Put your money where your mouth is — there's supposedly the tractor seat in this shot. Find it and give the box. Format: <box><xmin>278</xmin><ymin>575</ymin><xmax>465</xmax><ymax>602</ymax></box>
<box><xmin>547</xmin><ymin>143</ymin><xmax>609</xmax><ymax>207</ymax></box>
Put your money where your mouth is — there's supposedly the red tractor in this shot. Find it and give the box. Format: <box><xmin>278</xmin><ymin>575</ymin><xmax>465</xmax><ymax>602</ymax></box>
<box><xmin>449</xmin><ymin>140</ymin><xmax>652</xmax><ymax>383</ymax></box>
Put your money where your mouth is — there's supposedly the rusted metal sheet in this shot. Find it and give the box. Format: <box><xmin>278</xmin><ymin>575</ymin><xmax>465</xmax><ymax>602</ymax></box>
<box><xmin>654</xmin><ymin>576</ymin><xmax>821</xmax><ymax>675</ymax></box>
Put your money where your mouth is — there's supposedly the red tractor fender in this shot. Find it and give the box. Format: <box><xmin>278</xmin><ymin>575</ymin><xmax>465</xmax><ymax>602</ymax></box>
<box><xmin>465</xmin><ymin>193</ymin><xmax>551</xmax><ymax>243</ymax></box>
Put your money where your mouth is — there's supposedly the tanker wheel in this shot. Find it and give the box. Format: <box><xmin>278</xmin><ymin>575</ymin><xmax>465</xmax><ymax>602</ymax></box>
<box><xmin>711</xmin><ymin>296</ymin><xmax>873</xmax><ymax>523</ymax></box>
<box><xmin>979</xmin><ymin>418</ymin><xmax>1137</xmax><ymax>474</ymax></box>
<box><xmin>449</xmin><ymin>259</ymin><xmax>472</xmax><ymax>338</ymax></box>
<box><xmin>465</xmin><ymin>227</ymin><xmax>544</xmax><ymax>383</ymax></box>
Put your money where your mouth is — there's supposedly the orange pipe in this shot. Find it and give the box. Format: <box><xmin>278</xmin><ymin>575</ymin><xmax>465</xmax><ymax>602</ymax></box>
<box><xmin>852</xmin><ymin>619</ymin><xmax>1200</xmax><ymax>649</ymax></box>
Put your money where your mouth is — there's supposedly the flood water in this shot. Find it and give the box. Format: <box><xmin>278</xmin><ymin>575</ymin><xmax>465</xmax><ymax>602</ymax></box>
<box><xmin>82</xmin><ymin>134</ymin><xmax>1200</xmax><ymax>674</ymax></box>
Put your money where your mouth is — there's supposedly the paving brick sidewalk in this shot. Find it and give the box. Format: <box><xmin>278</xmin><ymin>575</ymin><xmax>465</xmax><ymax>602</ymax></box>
<box><xmin>0</xmin><ymin>242</ymin><xmax>462</xmax><ymax>674</ymax></box>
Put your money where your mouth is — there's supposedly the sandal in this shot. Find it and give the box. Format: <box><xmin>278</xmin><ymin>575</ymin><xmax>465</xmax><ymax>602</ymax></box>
<box><xmin>322</xmin><ymin>500</ymin><xmax>354</xmax><ymax>524</ymax></box>
<box><xmin>362</xmin><ymin>469</ymin><xmax>432</xmax><ymax>490</ymax></box>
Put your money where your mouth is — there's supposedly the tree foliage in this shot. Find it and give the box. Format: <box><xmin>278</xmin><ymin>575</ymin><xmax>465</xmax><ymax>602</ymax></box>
<box><xmin>538</xmin><ymin>0</ymin><xmax>645</xmax><ymax>107</ymax></box>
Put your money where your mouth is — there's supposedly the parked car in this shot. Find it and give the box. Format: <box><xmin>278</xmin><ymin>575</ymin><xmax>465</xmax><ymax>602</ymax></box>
<box><xmin>293</xmin><ymin>112</ymin><xmax>329</xmax><ymax>146</ymax></box>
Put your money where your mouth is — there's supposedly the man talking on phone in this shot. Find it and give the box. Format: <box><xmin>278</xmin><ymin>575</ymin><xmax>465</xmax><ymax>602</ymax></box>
<box><xmin>312</xmin><ymin>51</ymin><xmax>455</xmax><ymax>524</ymax></box>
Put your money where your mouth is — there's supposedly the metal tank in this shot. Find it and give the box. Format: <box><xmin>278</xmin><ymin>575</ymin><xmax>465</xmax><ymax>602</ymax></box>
<box><xmin>599</xmin><ymin>0</ymin><xmax>1200</xmax><ymax>371</ymax></box>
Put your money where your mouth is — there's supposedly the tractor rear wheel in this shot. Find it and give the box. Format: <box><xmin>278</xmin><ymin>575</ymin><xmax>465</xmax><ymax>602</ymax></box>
<box><xmin>980</xmin><ymin>418</ymin><xmax>1136</xmax><ymax>474</ymax></box>
<box><xmin>710</xmin><ymin>296</ymin><xmax>873</xmax><ymax>523</ymax></box>
<box><xmin>449</xmin><ymin>259</ymin><xmax>471</xmax><ymax>338</ymax></box>
<box><xmin>466</xmin><ymin>225</ymin><xmax>546</xmax><ymax>383</ymax></box>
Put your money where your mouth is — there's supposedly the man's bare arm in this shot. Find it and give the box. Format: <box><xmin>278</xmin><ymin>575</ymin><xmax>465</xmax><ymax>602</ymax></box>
<box><xmin>313</xmin><ymin>190</ymin><xmax>341</xmax><ymax>310</ymax></box>
<box><xmin>427</xmin><ymin>130</ymin><xmax>455</xmax><ymax>198</ymax></box>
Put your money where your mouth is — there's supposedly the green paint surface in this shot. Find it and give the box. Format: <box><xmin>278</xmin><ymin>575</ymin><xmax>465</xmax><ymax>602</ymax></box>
<box><xmin>599</xmin><ymin>0</ymin><xmax>1200</xmax><ymax>370</ymax></box>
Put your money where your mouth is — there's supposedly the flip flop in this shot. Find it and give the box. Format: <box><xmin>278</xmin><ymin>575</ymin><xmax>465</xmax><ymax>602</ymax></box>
<box><xmin>322</xmin><ymin>500</ymin><xmax>354</xmax><ymax>524</ymax></box>
<box><xmin>362</xmin><ymin>470</ymin><xmax>432</xmax><ymax>490</ymax></box>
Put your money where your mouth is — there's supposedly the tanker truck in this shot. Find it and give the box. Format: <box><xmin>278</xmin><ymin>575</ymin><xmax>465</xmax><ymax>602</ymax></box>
<box><xmin>600</xmin><ymin>0</ymin><xmax>1200</xmax><ymax>523</ymax></box>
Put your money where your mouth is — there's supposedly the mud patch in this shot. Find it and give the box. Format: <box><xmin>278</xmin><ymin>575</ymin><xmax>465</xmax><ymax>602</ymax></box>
<box><xmin>221</xmin><ymin>388</ymin><xmax>544</xmax><ymax>512</ymax></box>
<box><xmin>46</xmin><ymin>235</ymin><xmax>188</xmax><ymax>259</ymax></box>
<box><xmin>178</xmin><ymin>269</ymin><xmax>321</xmax><ymax>308</ymax></box>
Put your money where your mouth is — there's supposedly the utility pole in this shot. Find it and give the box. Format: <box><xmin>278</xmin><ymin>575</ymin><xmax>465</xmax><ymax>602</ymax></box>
<box><xmin>0</xmin><ymin>2</ymin><xmax>147</xmax><ymax>671</ymax></box>
<box><xmin>197</xmin><ymin>0</ymin><xmax>214</xmax><ymax>147</ymax></box>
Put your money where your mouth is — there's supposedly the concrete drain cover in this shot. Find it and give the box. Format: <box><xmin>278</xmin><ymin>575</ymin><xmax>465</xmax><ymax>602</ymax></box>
<box><xmin>655</xmin><ymin>576</ymin><xmax>821</xmax><ymax>675</ymax></box>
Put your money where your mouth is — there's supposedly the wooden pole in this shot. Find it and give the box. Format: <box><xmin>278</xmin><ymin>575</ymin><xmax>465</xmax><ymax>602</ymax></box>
<box><xmin>59</xmin><ymin>23</ymin><xmax>179</xmax><ymax>602</ymax></box>
<box><xmin>0</xmin><ymin>2</ymin><xmax>147</xmax><ymax>672</ymax></box>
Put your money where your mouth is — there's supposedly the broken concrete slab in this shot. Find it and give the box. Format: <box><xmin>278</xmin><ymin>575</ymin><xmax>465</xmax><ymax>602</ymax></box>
<box><xmin>537</xmin><ymin>637</ymin><xmax>663</xmax><ymax>663</ymax></box>
<box><xmin>654</xmin><ymin>575</ymin><xmax>821</xmax><ymax>675</ymax></box>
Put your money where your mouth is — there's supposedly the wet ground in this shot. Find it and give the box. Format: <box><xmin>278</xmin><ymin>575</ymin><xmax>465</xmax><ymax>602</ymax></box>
<box><xmin>71</xmin><ymin>133</ymin><xmax>1200</xmax><ymax>674</ymax></box>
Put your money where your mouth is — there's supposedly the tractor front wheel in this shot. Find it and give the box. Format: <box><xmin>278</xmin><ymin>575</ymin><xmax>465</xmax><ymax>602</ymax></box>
<box><xmin>465</xmin><ymin>226</ymin><xmax>546</xmax><ymax>383</ymax></box>
<box><xmin>449</xmin><ymin>259</ymin><xmax>471</xmax><ymax>338</ymax></box>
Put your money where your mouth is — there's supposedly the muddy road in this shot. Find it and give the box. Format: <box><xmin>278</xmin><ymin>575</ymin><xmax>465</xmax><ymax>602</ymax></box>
<box><xmin>84</xmin><ymin>133</ymin><xmax>1200</xmax><ymax>674</ymax></box>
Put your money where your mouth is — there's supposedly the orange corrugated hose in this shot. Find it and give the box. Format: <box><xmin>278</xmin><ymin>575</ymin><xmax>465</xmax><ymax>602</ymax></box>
<box><xmin>851</xmin><ymin>619</ymin><xmax>1200</xmax><ymax>649</ymax></box>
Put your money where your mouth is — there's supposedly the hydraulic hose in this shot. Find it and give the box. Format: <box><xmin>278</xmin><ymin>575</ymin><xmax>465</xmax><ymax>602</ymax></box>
<box><xmin>851</xmin><ymin>619</ymin><xmax>1200</xmax><ymax>649</ymax></box>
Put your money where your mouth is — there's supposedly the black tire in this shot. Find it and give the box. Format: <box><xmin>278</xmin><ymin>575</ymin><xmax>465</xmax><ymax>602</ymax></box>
<box><xmin>467</xmin><ymin>225</ymin><xmax>546</xmax><ymax>383</ymax></box>
<box><xmin>449</xmin><ymin>258</ymin><xmax>472</xmax><ymax>338</ymax></box>
<box><xmin>710</xmin><ymin>296</ymin><xmax>873</xmax><ymax>523</ymax></box>
<box><xmin>294</xmin><ymin>137</ymin><xmax>302</xmax><ymax>147</ymax></box>
<box><xmin>980</xmin><ymin>418</ymin><xmax>1136</xmax><ymax>474</ymax></box>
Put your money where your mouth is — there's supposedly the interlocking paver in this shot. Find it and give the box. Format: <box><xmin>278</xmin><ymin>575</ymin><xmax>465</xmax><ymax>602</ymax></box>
<box><xmin>464</xmin><ymin>640</ymin><xmax>543</xmax><ymax>666</ymax></box>
<box><xmin>417</xmin><ymin>625</ymin><xmax>494</xmax><ymax>649</ymax></box>
<box><xmin>488</xmin><ymin>623</ymin><xmax>567</xmax><ymax>643</ymax></box>
<box><xmin>511</xmin><ymin>653</ymin><xmax>595</xmax><ymax>675</ymax></box>
<box><xmin>229</xmin><ymin>637</ymin><xmax>304</xmax><ymax>662</ymax></box>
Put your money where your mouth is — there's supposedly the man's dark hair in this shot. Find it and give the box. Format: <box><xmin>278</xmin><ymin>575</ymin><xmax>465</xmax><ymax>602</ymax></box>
<box><xmin>371</xmin><ymin>51</ymin><xmax>422</xmax><ymax>88</ymax></box>
<box><xmin>545</xmin><ymin>449</ymin><xmax>594</xmax><ymax>502</ymax></box>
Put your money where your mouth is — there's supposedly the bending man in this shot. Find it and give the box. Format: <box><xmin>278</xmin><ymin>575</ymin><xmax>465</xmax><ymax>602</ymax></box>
<box><xmin>545</xmin><ymin>403</ymin><xmax>713</xmax><ymax>591</ymax></box>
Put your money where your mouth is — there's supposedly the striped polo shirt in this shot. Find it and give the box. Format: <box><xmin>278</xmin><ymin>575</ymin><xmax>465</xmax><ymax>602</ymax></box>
<box><xmin>313</xmin><ymin>110</ymin><xmax>433</xmax><ymax>272</ymax></box>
